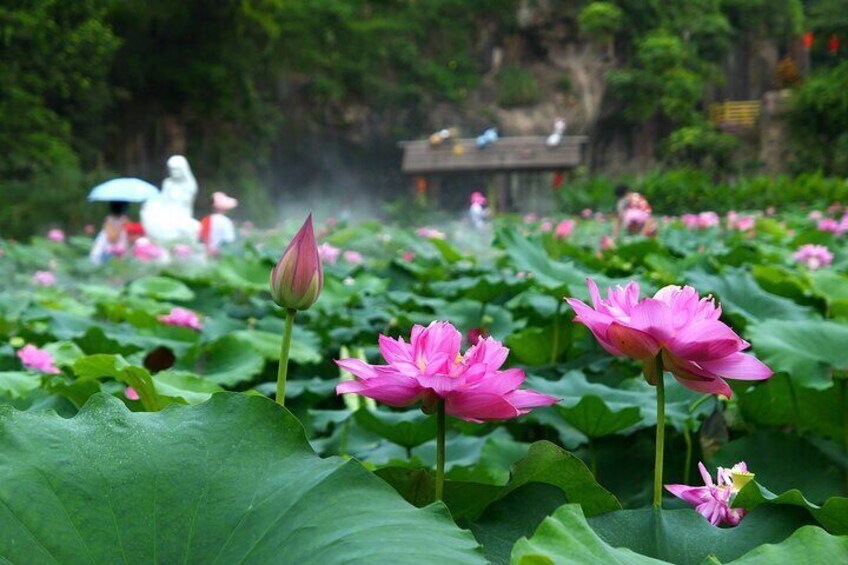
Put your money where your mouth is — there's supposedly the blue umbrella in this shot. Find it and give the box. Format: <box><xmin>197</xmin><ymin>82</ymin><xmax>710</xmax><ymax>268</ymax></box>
<box><xmin>88</xmin><ymin>178</ymin><xmax>160</xmax><ymax>203</ymax></box>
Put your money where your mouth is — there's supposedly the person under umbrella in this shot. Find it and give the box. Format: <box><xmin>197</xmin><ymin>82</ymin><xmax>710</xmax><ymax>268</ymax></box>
<box><xmin>89</xmin><ymin>201</ymin><xmax>131</xmax><ymax>265</ymax></box>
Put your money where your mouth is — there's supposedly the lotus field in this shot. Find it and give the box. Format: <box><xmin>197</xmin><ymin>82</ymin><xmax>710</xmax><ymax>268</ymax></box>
<box><xmin>2</xmin><ymin>208</ymin><xmax>848</xmax><ymax>564</ymax></box>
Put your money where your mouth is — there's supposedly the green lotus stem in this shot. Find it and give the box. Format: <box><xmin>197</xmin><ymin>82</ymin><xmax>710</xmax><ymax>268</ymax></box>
<box><xmin>550</xmin><ymin>301</ymin><xmax>562</xmax><ymax>366</ymax></box>
<box><xmin>435</xmin><ymin>400</ymin><xmax>446</xmax><ymax>502</ymax></box>
<box><xmin>653</xmin><ymin>352</ymin><xmax>666</xmax><ymax>510</ymax></box>
<box><xmin>276</xmin><ymin>308</ymin><xmax>296</xmax><ymax>406</ymax></box>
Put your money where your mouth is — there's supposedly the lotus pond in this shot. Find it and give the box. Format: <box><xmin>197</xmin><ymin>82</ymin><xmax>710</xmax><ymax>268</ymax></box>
<box><xmin>1</xmin><ymin>210</ymin><xmax>848</xmax><ymax>564</ymax></box>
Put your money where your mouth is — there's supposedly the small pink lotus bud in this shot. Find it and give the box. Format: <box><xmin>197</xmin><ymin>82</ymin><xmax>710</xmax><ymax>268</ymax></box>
<box><xmin>270</xmin><ymin>214</ymin><xmax>323</xmax><ymax>310</ymax></box>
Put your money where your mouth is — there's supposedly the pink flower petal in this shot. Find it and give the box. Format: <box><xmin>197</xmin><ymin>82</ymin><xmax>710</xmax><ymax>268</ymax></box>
<box><xmin>698</xmin><ymin>352</ymin><xmax>773</xmax><ymax>381</ymax></box>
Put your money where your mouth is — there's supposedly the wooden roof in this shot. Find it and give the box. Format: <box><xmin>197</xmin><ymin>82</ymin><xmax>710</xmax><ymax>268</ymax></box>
<box><xmin>399</xmin><ymin>136</ymin><xmax>588</xmax><ymax>174</ymax></box>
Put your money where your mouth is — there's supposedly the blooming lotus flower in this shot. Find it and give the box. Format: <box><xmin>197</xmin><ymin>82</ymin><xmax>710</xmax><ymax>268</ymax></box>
<box><xmin>17</xmin><ymin>344</ymin><xmax>60</xmax><ymax>374</ymax></box>
<box><xmin>335</xmin><ymin>321</ymin><xmax>558</xmax><ymax>422</ymax></box>
<box><xmin>581</xmin><ymin>208</ymin><xmax>593</xmax><ymax>218</ymax></box>
<box><xmin>157</xmin><ymin>307</ymin><xmax>203</xmax><ymax>330</ymax></box>
<box><xmin>47</xmin><ymin>229</ymin><xmax>65</xmax><ymax>243</ymax></box>
<box><xmin>808</xmin><ymin>211</ymin><xmax>823</xmax><ymax>221</ymax></box>
<box><xmin>623</xmin><ymin>209</ymin><xmax>651</xmax><ymax>231</ymax></box>
<box><xmin>318</xmin><ymin>242</ymin><xmax>341</xmax><ymax>264</ymax></box>
<box><xmin>793</xmin><ymin>244</ymin><xmax>833</xmax><ymax>270</ymax></box>
<box><xmin>270</xmin><ymin>214</ymin><xmax>323</xmax><ymax>311</ymax></box>
<box><xmin>600</xmin><ymin>235</ymin><xmax>615</xmax><ymax>251</ymax></box>
<box><xmin>402</xmin><ymin>251</ymin><xmax>416</xmax><ymax>262</ymax></box>
<box><xmin>733</xmin><ymin>216</ymin><xmax>756</xmax><ymax>232</ymax></box>
<box><xmin>32</xmin><ymin>271</ymin><xmax>56</xmax><ymax>287</ymax></box>
<box><xmin>565</xmin><ymin>279</ymin><xmax>772</xmax><ymax>397</ymax></box>
<box><xmin>666</xmin><ymin>462</ymin><xmax>751</xmax><ymax>526</ymax></box>
<box><xmin>555</xmin><ymin>219</ymin><xmax>575</xmax><ymax>239</ymax></box>
<box><xmin>343</xmin><ymin>250</ymin><xmax>363</xmax><ymax>265</ymax></box>
<box><xmin>133</xmin><ymin>238</ymin><xmax>166</xmax><ymax>262</ymax></box>
<box><xmin>817</xmin><ymin>218</ymin><xmax>842</xmax><ymax>234</ymax></box>
<box><xmin>417</xmin><ymin>227</ymin><xmax>446</xmax><ymax>240</ymax></box>
<box><xmin>540</xmin><ymin>221</ymin><xmax>553</xmax><ymax>233</ymax></box>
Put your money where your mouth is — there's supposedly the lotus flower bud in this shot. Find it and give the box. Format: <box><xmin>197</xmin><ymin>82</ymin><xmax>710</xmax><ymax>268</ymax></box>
<box><xmin>270</xmin><ymin>214</ymin><xmax>323</xmax><ymax>310</ymax></box>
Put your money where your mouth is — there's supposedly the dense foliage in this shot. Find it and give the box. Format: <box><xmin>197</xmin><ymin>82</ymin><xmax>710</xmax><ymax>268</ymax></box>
<box><xmin>1</xmin><ymin>209</ymin><xmax>847</xmax><ymax>562</ymax></box>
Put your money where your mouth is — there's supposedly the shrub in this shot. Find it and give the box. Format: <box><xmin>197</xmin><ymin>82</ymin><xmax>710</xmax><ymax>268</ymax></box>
<box><xmin>497</xmin><ymin>67</ymin><xmax>540</xmax><ymax>108</ymax></box>
<box><xmin>578</xmin><ymin>2</ymin><xmax>623</xmax><ymax>41</ymax></box>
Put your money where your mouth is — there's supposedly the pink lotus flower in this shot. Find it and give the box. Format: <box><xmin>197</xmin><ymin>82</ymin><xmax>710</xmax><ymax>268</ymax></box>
<box><xmin>17</xmin><ymin>344</ymin><xmax>60</xmax><ymax>374</ymax></box>
<box><xmin>317</xmin><ymin>242</ymin><xmax>341</xmax><ymax>264</ymax></box>
<box><xmin>555</xmin><ymin>219</ymin><xmax>575</xmax><ymax>239</ymax></box>
<box><xmin>125</xmin><ymin>386</ymin><xmax>140</xmax><ymax>401</ymax></box>
<box><xmin>335</xmin><ymin>321</ymin><xmax>558</xmax><ymax>422</ymax></box>
<box><xmin>793</xmin><ymin>244</ymin><xmax>833</xmax><ymax>270</ymax></box>
<box><xmin>522</xmin><ymin>213</ymin><xmax>539</xmax><ymax>224</ymax></box>
<box><xmin>47</xmin><ymin>229</ymin><xmax>65</xmax><ymax>243</ymax></box>
<box><xmin>808</xmin><ymin>211</ymin><xmax>823</xmax><ymax>221</ymax></box>
<box><xmin>343</xmin><ymin>250</ymin><xmax>364</xmax><ymax>265</ymax></box>
<box><xmin>417</xmin><ymin>227</ymin><xmax>446</xmax><ymax>240</ymax></box>
<box><xmin>32</xmin><ymin>271</ymin><xmax>56</xmax><ymax>287</ymax></box>
<box><xmin>581</xmin><ymin>208</ymin><xmax>593</xmax><ymax>218</ymax></box>
<box><xmin>565</xmin><ymin>279</ymin><xmax>772</xmax><ymax>397</ymax></box>
<box><xmin>623</xmin><ymin>209</ymin><xmax>651</xmax><ymax>231</ymax></box>
<box><xmin>133</xmin><ymin>238</ymin><xmax>165</xmax><ymax>262</ymax></box>
<box><xmin>666</xmin><ymin>462</ymin><xmax>752</xmax><ymax>526</ymax></box>
<box><xmin>600</xmin><ymin>235</ymin><xmax>615</xmax><ymax>251</ymax></box>
<box><xmin>733</xmin><ymin>216</ymin><xmax>756</xmax><ymax>232</ymax></box>
<box><xmin>172</xmin><ymin>244</ymin><xmax>194</xmax><ymax>259</ymax></box>
<box><xmin>157</xmin><ymin>307</ymin><xmax>203</xmax><ymax>330</ymax></box>
<box><xmin>270</xmin><ymin>214</ymin><xmax>323</xmax><ymax>311</ymax></box>
<box><xmin>682</xmin><ymin>212</ymin><xmax>719</xmax><ymax>230</ymax></box>
<box><xmin>84</xmin><ymin>224</ymin><xmax>96</xmax><ymax>235</ymax></box>
<box><xmin>402</xmin><ymin>251</ymin><xmax>416</xmax><ymax>262</ymax></box>
<box><xmin>540</xmin><ymin>221</ymin><xmax>553</xmax><ymax>233</ymax></box>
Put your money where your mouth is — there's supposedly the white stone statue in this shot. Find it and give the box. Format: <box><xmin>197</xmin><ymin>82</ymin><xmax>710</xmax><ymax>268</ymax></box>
<box><xmin>141</xmin><ymin>155</ymin><xmax>201</xmax><ymax>243</ymax></box>
<box><xmin>546</xmin><ymin>117</ymin><xmax>567</xmax><ymax>147</ymax></box>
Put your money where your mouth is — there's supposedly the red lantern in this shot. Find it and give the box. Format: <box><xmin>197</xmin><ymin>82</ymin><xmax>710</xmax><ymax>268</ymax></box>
<box><xmin>802</xmin><ymin>32</ymin><xmax>814</xmax><ymax>50</ymax></box>
<box><xmin>829</xmin><ymin>34</ymin><xmax>839</xmax><ymax>55</ymax></box>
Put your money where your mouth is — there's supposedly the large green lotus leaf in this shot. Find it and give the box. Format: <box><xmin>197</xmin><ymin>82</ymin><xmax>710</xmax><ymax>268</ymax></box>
<box><xmin>354</xmin><ymin>407</ymin><xmax>437</xmax><ymax>449</ymax></box>
<box><xmin>746</xmin><ymin>319</ymin><xmax>848</xmax><ymax>389</ymax></box>
<box><xmin>429</xmin><ymin>274</ymin><xmax>523</xmax><ymax>303</ymax></box>
<box><xmin>526</xmin><ymin>372</ymin><xmax>709</xmax><ymax>434</ymax></box>
<box><xmin>231</xmin><ymin>328</ymin><xmax>322</xmax><ymax>365</ymax></box>
<box><xmin>505</xmin><ymin>318</ymin><xmax>570</xmax><ymax>366</ymax></box>
<box><xmin>193</xmin><ymin>335</ymin><xmax>266</xmax><ymax>386</ymax></box>
<box><xmin>724</xmin><ymin>525</ymin><xmax>848</xmax><ymax>564</ymax></box>
<box><xmin>713</xmin><ymin>430</ymin><xmax>843</xmax><ymax>503</ymax></box>
<box><xmin>0</xmin><ymin>393</ymin><xmax>485</xmax><ymax>564</ymax></box>
<box><xmin>734</xmin><ymin>480</ymin><xmax>848</xmax><ymax>535</ymax></box>
<box><xmin>511</xmin><ymin>505</ymin><xmax>844</xmax><ymax>565</ymax></box>
<box><xmin>685</xmin><ymin>268</ymin><xmax>816</xmax><ymax>324</ymax></box>
<box><xmin>587</xmin><ymin>505</ymin><xmax>811</xmax><ymax>564</ymax></box>
<box><xmin>214</xmin><ymin>255</ymin><xmax>270</xmax><ymax>292</ymax></box>
<box><xmin>738</xmin><ymin>374</ymin><xmax>842</xmax><ymax>440</ymax></box>
<box><xmin>0</xmin><ymin>372</ymin><xmax>40</xmax><ymax>399</ymax></box>
<box><xmin>440</xmin><ymin>300</ymin><xmax>517</xmax><ymax>340</ymax></box>
<box><xmin>128</xmin><ymin>275</ymin><xmax>195</xmax><ymax>301</ymax></box>
<box><xmin>555</xmin><ymin>396</ymin><xmax>642</xmax><ymax>439</ymax></box>
<box><xmin>809</xmin><ymin>270</ymin><xmax>848</xmax><ymax>318</ymax></box>
<box><xmin>511</xmin><ymin>504</ymin><xmax>662</xmax><ymax>564</ymax></box>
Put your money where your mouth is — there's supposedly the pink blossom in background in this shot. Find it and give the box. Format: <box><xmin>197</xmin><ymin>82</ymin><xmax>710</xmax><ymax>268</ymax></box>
<box><xmin>733</xmin><ymin>216</ymin><xmax>756</xmax><ymax>232</ymax></box>
<box><xmin>793</xmin><ymin>244</ymin><xmax>834</xmax><ymax>270</ymax></box>
<box><xmin>416</xmin><ymin>227</ymin><xmax>447</xmax><ymax>240</ymax></box>
<box><xmin>157</xmin><ymin>307</ymin><xmax>203</xmax><ymax>330</ymax></box>
<box><xmin>47</xmin><ymin>229</ymin><xmax>65</xmax><ymax>243</ymax></box>
<box><xmin>125</xmin><ymin>386</ymin><xmax>140</xmax><ymax>401</ymax></box>
<box><xmin>108</xmin><ymin>244</ymin><xmax>127</xmax><ymax>257</ymax></box>
<box><xmin>343</xmin><ymin>250</ymin><xmax>364</xmax><ymax>265</ymax></box>
<box><xmin>594</xmin><ymin>212</ymin><xmax>606</xmax><ymax>221</ymax></box>
<box><xmin>827</xmin><ymin>202</ymin><xmax>843</xmax><ymax>215</ymax></box>
<box><xmin>84</xmin><ymin>224</ymin><xmax>96</xmax><ymax>235</ymax></box>
<box><xmin>17</xmin><ymin>344</ymin><xmax>60</xmax><ymax>374</ymax></box>
<box><xmin>522</xmin><ymin>213</ymin><xmax>539</xmax><ymax>224</ymax></box>
<box><xmin>623</xmin><ymin>208</ymin><xmax>651</xmax><ymax>231</ymax></box>
<box><xmin>133</xmin><ymin>238</ymin><xmax>165</xmax><ymax>262</ymax></box>
<box><xmin>317</xmin><ymin>242</ymin><xmax>341</xmax><ymax>264</ymax></box>
<box><xmin>681</xmin><ymin>214</ymin><xmax>699</xmax><ymax>229</ymax></box>
<box><xmin>818</xmin><ymin>218</ymin><xmax>842</xmax><ymax>234</ymax></box>
<box><xmin>600</xmin><ymin>235</ymin><xmax>615</xmax><ymax>251</ymax></box>
<box><xmin>726</xmin><ymin>211</ymin><xmax>739</xmax><ymax>228</ymax></box>
<box><xmin>335</xmin><ymin>321</ymin><xmax>558</xmax><ymax>422</ymax></box>
<box><xmin>32</xmin><ymin>271</ymin><xmax>56</xmax><ymax>287</ymax></box>
<box><xmin>172</xmin><ymin>244</ymin><xmax>194</xmax><ymax>259</ymax></box>
<box><xmin>402</xmin><ymin>251</ymin><xmax>416</xmax><ymax>262</ymax></box>
<box><xmin>808</xmin><ymin>211</ymin><xmax>823</xmax><ymax>221</ymax></box>
<box><xmin>565</xmin><ymin>279</ymin><xmax>772</xmax><ymax>397</ymax></box>
<box><xmin>581</xmin><ymin>208</ymin><xmax>593</xmax><ymax>218</ymax></box>
<box><xmin>540</xmin><ymin>221</ymin><xmax>553</xmax><ymax>233</ymax></box>
<box><xmin>666</xmin><ymin>462</ymin><xmax>751</xmax><ymax>526</ymax></box>
<box><xmin>698</xmin><ymin>212</ymin><xmax>720</xmax><ymax>228</ymax></box>
<box><xmin>554</xmin><ymin>219</ymin><xmax>575</xmax><ymax>239</ymax></box>
<box><xmin>765</xmin><ymin>207</ymin><xmax>776</xmax><ymax>216</ymax></box>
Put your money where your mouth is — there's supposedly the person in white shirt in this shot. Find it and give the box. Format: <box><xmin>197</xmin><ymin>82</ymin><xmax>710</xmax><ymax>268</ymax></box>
<box><xmin>199</xmin><ymin>192</ymin><xmax>237</xmax><ymax>255</ymax></box>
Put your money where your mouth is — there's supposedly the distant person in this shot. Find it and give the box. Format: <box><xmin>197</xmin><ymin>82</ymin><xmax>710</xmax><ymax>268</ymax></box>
<box><xmin>89</xmin><ymin>201</ymin><xmax>130</xmax><ymax>264</ymax></box>
<box><xmin>199</xmin><ymin>191</ymin><xmax>237</xmax><ymax>255</ymax></box>
<box><xmin>468</xmin><ymin>191</ymin><xmax>489</xmax><ymax>229</ymax></box>
<box><xmin>546</xmin><ymin>117</ymin><xmax>567</xmax><ymax>147</ymax></box>
<box><xmin>614</xmin><ymin>184</ymin><xmax>656</xmax><ymax>238</ymax></box>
